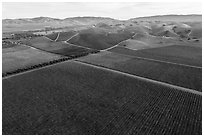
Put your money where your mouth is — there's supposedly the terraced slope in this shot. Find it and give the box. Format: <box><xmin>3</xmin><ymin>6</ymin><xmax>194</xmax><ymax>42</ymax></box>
<box><xmin>2</xmin><ymin>61</ymin><xmax>201</xmax><ymax>135</ymax></box>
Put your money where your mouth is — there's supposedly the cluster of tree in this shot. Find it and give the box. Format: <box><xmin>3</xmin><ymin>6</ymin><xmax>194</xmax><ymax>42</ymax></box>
<box><xmin>2</xmin><ymin>37</ymin><xmax>10</xmax><ymax>40</ymax></box>
<box><xmin>192</xmin><ymin>37</ymin><xmax>198</xmax><ymax>39</ymax></box>
<box><xmin>90</xmin><ymin>50</ymin><xmax>100</xmax><ymax>54</ymax></box>
<box><xmin>115</xmin><ymin>24</ymin><xmax>122</xmax><ymax>26</ymax></box>
<box><xmin>3</xmin><ymin>40</ymin><xmax>23</xmax><ymax>45</ymax></box>
<box><xmin>68</xmin><ymin>50</ymin><xmax>99</xmax><ymax>58</ymax></box>
<box><xmin>3</xmin><ymin>50</ymin><xmax>100</xmax><ymax>77</ymax></box>
<box><xmin>2</xmin><ymin>40</ymin><xmax>12</xmax><ymax>45</ymax></box>
<box><xmin>194</xmin><ymin>39</ymin><xmax>199</xmax><ymax>42</ymax></box>
<box><xmin>2</xmin><ymin>40</ymin><xmax>19</xmax><ymax>48</ymax></box>
<box><xmin>10</xmin><ymin>33</ymin><xmax>43</xmax><ymax>40</ymax></box>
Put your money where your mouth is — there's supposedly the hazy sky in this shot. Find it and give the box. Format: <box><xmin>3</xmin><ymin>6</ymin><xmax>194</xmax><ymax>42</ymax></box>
<box><xmin>2</xmin><ymin>2</ymin><xmax>202</xmax><ymax>20</ymax></box>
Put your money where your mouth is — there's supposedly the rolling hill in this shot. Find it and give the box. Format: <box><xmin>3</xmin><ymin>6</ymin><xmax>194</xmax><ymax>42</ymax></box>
<box><xmin>69</xmin><ymin>28</ymin><xmax>134</xmax><ymax>50</ymax></box>
<box><xmin>2</xmin><ymin>17</ymin><xmax>121</xmax><ymax>33</ymax></box>
<box><xmin>130</xmin><ymin>14</ymin><xmax>202</xmax><ymax>22</ymax></box>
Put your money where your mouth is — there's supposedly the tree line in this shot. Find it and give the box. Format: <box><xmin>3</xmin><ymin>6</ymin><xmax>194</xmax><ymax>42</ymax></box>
<box><xmin>2</xmin><ymin>50</ymin><xmax>100</xmax><ymax>78</ymax></box>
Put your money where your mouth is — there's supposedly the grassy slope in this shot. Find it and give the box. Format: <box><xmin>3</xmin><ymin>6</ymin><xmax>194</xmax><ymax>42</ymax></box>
<box><xmin>2</xmin><ymin>43</ymin><xmax>18</xmax><ymax>49</ymax></box>
<box><xmin>78</xmin><ymin>52</ymin><xmax>201</xmax><ymax>91</ymax></box>
<box><xmin>2</xmin><ymin>45</ymin><xmax>61</xmax><ymax>73</ymax></box>
<box><xmin>150</xmin><ymin>24</ymin><xmax>165</xmax><ymax>35</ymax></box>
<box><xmin>3</xmin><ymin>61</ymin><xmax>201</xmax><ymax>135</ymax></box>
<box><xmin>118</xmin><ymin>39</ymin><xmax>150</xmax><ymax>50</ymax></box>
<box><xmin>109</xmin><ymin>45</ymin><xmax>202</xmax><ymax>67</ymax></box>
<box><xmin>190</xmin><ymin>29</ymin><xmax>202</xmax><ymax>39</ymax></box>
<box><xmin>117</xmin><ymin>37</ymin><xmax>172</xmax><ymax>50</ymax></box>
<box><xmin>69</xmin><ymin>28</ymin><xmax>133</xmax><ymax>50</ymax></box>
<box><xmin>46</xmin><ymin>33</ymin><xmax>59</xmax><ymax>41</ymax></box>
<box><xmin>185</xmin><ymin>22</ymin><xmax>202</xmax><ymax>39</ymax></box>
<box><xmin>2</xmin><ymin>45</ymin><xmax>29</xmax><ymax>53</ymax></box>
<box><xmin>2</xmin><ymin>23</ymin><xmax>49</xmax><ymax>33</ymax></box>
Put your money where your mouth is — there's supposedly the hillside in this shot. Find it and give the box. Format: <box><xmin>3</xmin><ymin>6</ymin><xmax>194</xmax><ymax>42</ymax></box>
<box><xmin>3</xmin><ymin>15</ymin><xmax>202</xmax><ymax>33</ymax></box>
<box><xmin>2</xmin><ymin>16</ymin><xmax>121</xmax><ymax>32</ymax></box>
<box><xmin>2</xmin><ymin>13</ymin><xmax>202</xmax><ymax>135</ymax></box>
<box><xmin>130</xmin><ymin>14</ymin><xmax>202</xmax><ymax>22</ymax></box>
<box><xmin>69</xmin><ymin>28</ymin><xmax>134</xmax><ymax>50</ymax></box>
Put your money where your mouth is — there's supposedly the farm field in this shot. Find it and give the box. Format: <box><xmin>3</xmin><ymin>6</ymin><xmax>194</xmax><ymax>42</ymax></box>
<box><xmin>22</xmin><ymin>36</ymin><xmax>53</xmax><ymax>49</ymax></box>
<box><xmin>25</xmin><ymin>39</ymin><xmax>70</xmax><ymax>51</ymax></box>
<box><xmin>2</xmin><ymin>45</ymin><xmax>61</xmax><ymax>73</ymax></box>
<box><xmin>2</xmin><ymin>60</ymin><xmax>202</xmax><ymax>135</ymax></box>
<box><xmin>77</xmin><ymin>52</ymin><xmax>201</xmax><ymax>91</ymax></box>
<box><xmin>69</xmin><ymin>28</ymin><xmax>134</xmax><ymax>50</ymax></box>
<box><xmin>46</xmin><ymin>32</ymin><xmax>59</xmax><ymax>41</ymax></box>
<box><xmin>2</xmin><ymin>23</ymin><xmax>50</xmax><ymax>33</ymax></box>
<box><xmin>2</xmin><ymin>45</ymin><xmax>29</xmax><ymax>53</ymax></box>
<box><xmin>23</xmin><ymin>37</ymin><xmax>97</xmax><ymax>57</ymax></box>
<box><xmin>50</xmin><ymin>43</ymin><xmax>98</xmax><ymax>57</ymax></box>
<box><xmin>109</xmin><ymin>45</ymin><xmax>202</xmax><ymax>67</ymax></box>
<box><xmin>2</xmin><ymin>15</ymin><xmax>202</xmax><ymax>135</ymax></box>
<box><xmin>56</xmin><ymin>31</ymin><xmax>77</xmax><ymax>42</ymax></box>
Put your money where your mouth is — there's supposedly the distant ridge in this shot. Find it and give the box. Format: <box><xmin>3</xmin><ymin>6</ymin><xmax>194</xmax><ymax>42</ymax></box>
<box><xmin>2</xmin><ymin>15</ymin><xmax>202</xmax><ymax>33</ymax></box>
<box><xmin>3</xmin><ymin>14</ymin><xmax>202</xmax><ymax>23</ymax></box>
<box><xmin>130</xmin><ymin>14</ymin><xmax>202</xmax><ymax>22</ymax></box>
<box><xmin>2</xmin><ymin>16</ymin><xmax>118</xmax><ymax>23</ymax></box>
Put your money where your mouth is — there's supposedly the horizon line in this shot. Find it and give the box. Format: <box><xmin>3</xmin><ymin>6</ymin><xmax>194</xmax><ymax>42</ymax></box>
<box><xmin>2</xmin><ymin>14</ymin><xmax>202</xmax><ymax>21</ymax></box>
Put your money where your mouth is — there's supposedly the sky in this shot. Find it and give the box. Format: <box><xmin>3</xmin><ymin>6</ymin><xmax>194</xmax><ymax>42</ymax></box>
<box><xmin>2</xmin><ymin>2</ymin><xmax>202</xmax><ymax>20</ymax></box>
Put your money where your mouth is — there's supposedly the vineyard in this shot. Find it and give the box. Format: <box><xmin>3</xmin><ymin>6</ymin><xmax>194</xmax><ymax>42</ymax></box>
<box><xmin>77</xmin><ymin>52</ymin><xmax>202</xmax><ymax>91</ymax></box>
<box><xmin>109</xmin><ymin>45</ymin><xmax>202</xmax><ymax>67</ymax></box>
<box><xmin>2</xmin><ymin>15</ymin><xmax>202</xmax><ymax>135</ymax></box>
<box><xmin>2</xmin><ymin>61</ymin><xmax>201</xmax><ymax>135</ymax></box>
<box><xmin>2</xmin><ymin>45</ymin><xmax>61</xmax><ymax>74</ymax></box>
<box><xmin>22</xmin><ymin>37</ymin><xmax>98</xmax><ymax>57</ymax></box>
<box><xmin>56</xmin><ymin>31</ymin><xmax>77</xmax><ymax>42</ymax></box>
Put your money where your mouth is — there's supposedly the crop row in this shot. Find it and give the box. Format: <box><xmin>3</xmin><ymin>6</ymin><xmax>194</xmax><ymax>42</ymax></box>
<box><xmin>2</xmin><ymin>61</ymin><xmax>201</xmax><ymax>134</ymax></box>
<box><xmin>56</xmin><ymin>31</ymin><xmax>76</xmax><ymax>42</ymax></box>
<box><xmin>109</xmin><ymin>46</ymin><xmax>202</xmax><ymax>67</ymax></box>
<box><xmin>2</xmin><ymin>50</ymin><xmax>100</xmax><ymax>78</ymax></box>
<box><xmin>77</xmin><ymin>55</ymin><xmax>202</xmax><ymax>92</ymax></box>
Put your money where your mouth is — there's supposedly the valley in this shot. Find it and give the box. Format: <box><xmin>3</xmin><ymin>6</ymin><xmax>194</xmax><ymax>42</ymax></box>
<box><xmin>2</xmin><ymin>14</ymin><xmax>202</xmax><ymax>135</ymax></box>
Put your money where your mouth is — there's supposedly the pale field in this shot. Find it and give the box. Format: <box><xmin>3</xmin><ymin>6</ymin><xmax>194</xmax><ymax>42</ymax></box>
<box><xmin>2</xmin><ymin>45</ymin><xmax>62</xmax><ymax>73</ymax></box>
